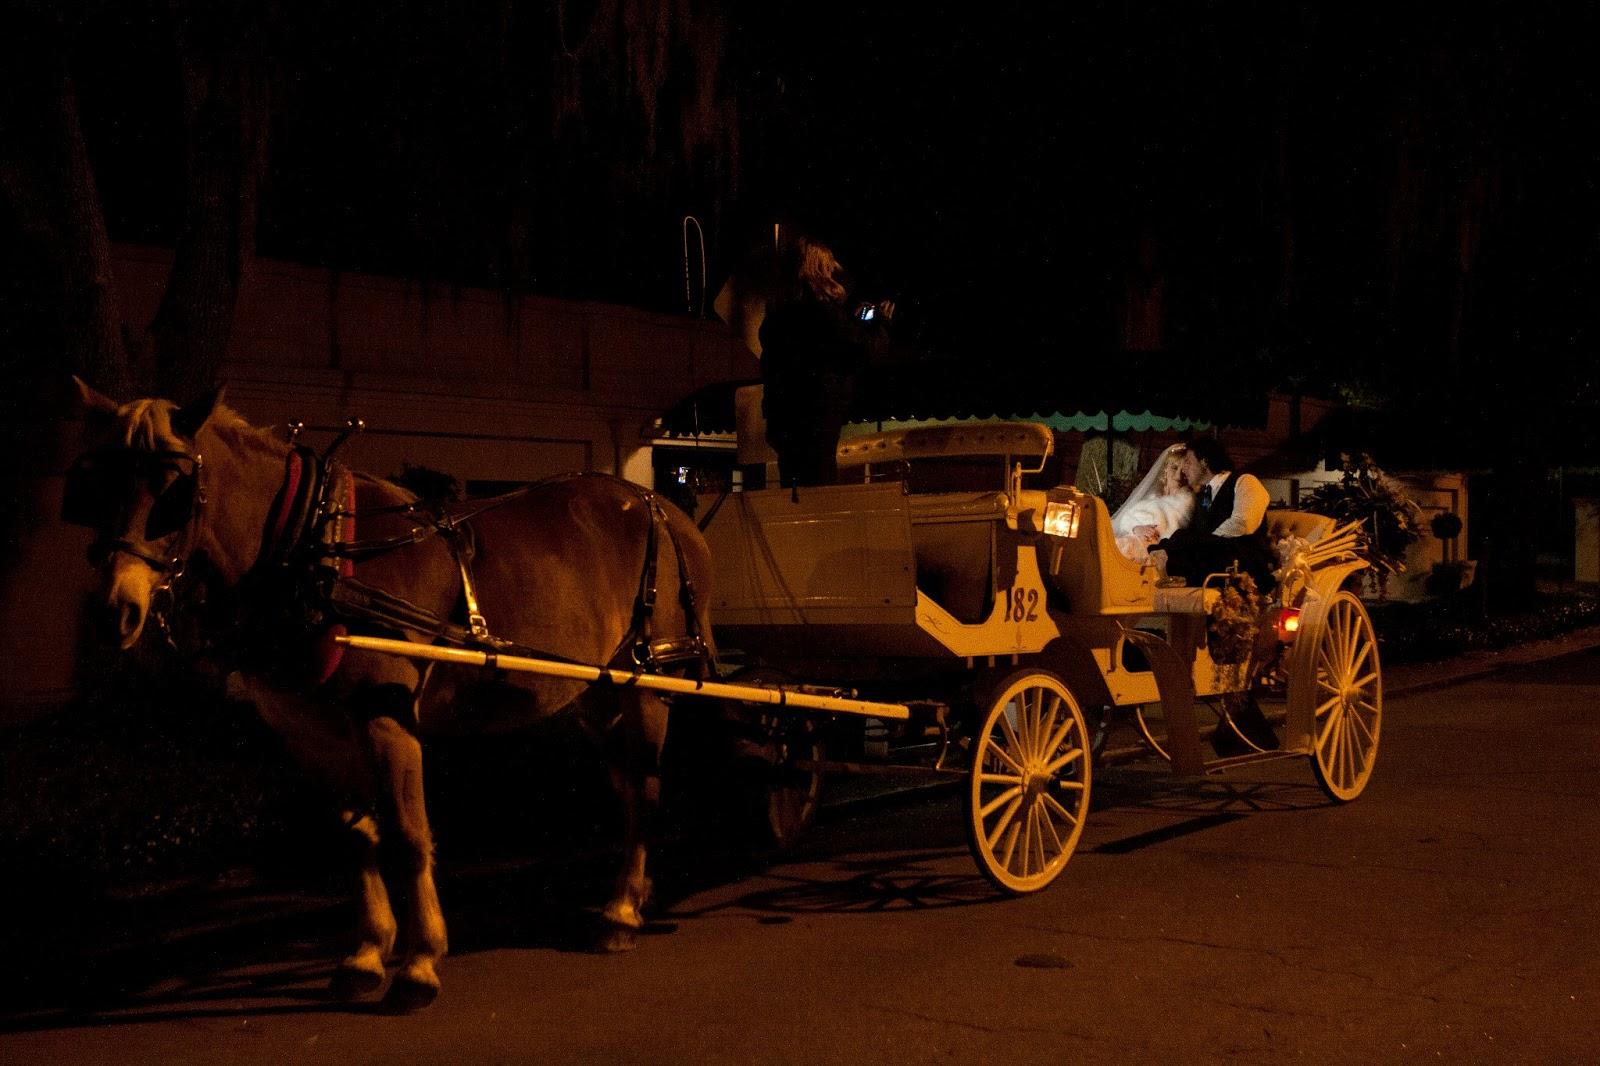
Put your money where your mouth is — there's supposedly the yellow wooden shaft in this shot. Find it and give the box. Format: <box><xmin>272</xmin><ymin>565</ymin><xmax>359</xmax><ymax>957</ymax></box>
<box><xmin>335</xmin><ymin>633</ymin><xmax>911</xmax><ymax>721</ymax></box>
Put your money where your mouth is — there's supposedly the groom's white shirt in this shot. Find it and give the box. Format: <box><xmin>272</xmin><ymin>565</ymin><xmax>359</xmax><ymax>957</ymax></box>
<box><xmin>1204</xmin><ymin>471</ymin><xmax>1269</xmax><ymax>538</ymax></box>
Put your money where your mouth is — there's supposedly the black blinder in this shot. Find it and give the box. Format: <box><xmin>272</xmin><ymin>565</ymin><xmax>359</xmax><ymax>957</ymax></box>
<box><xmin>61</xmin><ymin>449</ymin><xmax>199</xmax><ymax>539</ymax></box>
<box><xmin>145</xmin><ymin>471</ymin><xmax>198</xmax><ymax>539</ymax></box>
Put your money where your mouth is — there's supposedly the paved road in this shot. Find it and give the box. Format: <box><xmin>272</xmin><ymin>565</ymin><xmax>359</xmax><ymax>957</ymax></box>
<box><xmin>5</xmin><ymin>649</ymin><xmax>1599</xmax><ymax>1064</ymax></box>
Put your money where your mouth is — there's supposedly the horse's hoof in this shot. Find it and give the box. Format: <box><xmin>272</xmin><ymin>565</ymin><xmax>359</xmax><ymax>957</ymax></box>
<box><xmin>329</xmin><ymin>964</ymin><xmax>385</xmax><ymax>1001</ymax></box>
<box><xmin>596</xmin><ymin>924</ymin><xmax>639</xmax><ymax>953</ymax></box>
<box><xmin>382</xmin><ymin>973</ymin><xmax>440</xmax><ymax>1013</ymax></box>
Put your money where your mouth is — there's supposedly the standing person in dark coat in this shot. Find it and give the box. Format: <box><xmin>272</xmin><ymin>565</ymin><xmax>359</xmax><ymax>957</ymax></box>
<box><xmin>758</xmin><ymin>230</ymin><xmax>892</xmax><ymax>488</ymax></box>
<box><xmin>1152</xmin><ymin>437</ymin><xmax>1277</xmax><ymax>592</ymax></box>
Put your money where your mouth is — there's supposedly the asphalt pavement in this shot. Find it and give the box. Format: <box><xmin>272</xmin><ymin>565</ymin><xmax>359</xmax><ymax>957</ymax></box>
<box><xmin>3</xmin><ymin>617</ymin><xmax>1600</xmax><ymax>1043</ymax></box>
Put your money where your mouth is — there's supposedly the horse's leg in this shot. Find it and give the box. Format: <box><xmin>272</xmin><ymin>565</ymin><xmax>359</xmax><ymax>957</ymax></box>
<box><xmin>330</xmin><ymin>809</ymin><xmax>397</xmax><ymax>999</ymax></box>
<box><xmin>363</xmin><ymin>711</ymin><xmax>449</xmax><ymax>1011</ymax></box>
<box><xmin>224</xmin><ymin>673</ymin><xmax>394</xmax><ymax>1000</ymax></box>
<box><xmin>598</xmin><ymin>689</ymin><xmax>671</xmax><ymax>952</ymax></box>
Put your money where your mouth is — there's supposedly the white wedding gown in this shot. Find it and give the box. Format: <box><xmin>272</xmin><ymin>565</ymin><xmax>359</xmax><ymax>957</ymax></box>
<box><xmin>1112</xmin><ymin>492</ymin><xmax>1195</xmax><ymax>562</ymax></box>
<box><xmin>1109</xmin><ymin>445</ymin><xmax>1196</xmax><ymax>563</ymax></box>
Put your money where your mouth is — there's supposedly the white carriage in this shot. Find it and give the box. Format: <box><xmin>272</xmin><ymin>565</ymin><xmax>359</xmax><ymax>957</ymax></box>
<box><xmin>698</xmin><ymin>421</ymin><xmax>1381</xmax><ymax>893</ymax></box>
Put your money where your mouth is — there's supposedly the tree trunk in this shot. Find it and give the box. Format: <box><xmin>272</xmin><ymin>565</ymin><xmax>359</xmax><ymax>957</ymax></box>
<box><xmin>0</xmin><ymin>45</ymin><xmax>131</xmax><ymax>401</ymax></box>
<box><xmin>149</xmin><ymin>3</ymin><xmax>271</xmax><ymax>405</ymax></box>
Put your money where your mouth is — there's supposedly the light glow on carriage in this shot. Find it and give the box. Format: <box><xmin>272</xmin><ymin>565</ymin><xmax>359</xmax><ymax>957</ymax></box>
<box><xmin>1277</xmin><ymin>607</ymin><xmax>1302</xmax><ymax>641</ymax></box>
<box><xmin>1042</xmin><ymin>499</ymin><xmax>1081</xmax><ymax>538</ymax></box>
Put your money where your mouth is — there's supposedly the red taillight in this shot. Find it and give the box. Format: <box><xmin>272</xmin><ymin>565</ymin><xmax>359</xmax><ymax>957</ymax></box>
<box><xmin>1277</xmin><ymin>608</ymin><xmax>1302</xmax><ymax>642</ymax></box>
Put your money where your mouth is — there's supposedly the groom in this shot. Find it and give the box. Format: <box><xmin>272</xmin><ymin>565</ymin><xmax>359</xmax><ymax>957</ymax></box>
<box><xmin>1152</xmin><ymin>437</ymin><xmax>1276</xmax><ymax>592</ymax></box>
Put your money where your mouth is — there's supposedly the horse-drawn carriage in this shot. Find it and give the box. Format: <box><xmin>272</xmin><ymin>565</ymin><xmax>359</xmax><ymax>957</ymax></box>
<box><xmin>341</xmin><ymin>418</ymin><xmax>1381</xmax><ymax>895</ymax></box>
<box><xmin>65</xmin><ymin>384</ymin><xmax>1380</xmax><ymax>1007</ymax></box>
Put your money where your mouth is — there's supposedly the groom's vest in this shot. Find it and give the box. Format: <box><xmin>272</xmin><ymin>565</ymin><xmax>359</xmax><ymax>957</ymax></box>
<box><xmin>1194</xmin><ymin>472</ymin><xmax>1275</xmax><ymax>587</ymax></box>
<box><xmin>1197</xmin><ymin>473</ymin><xmax>1266</xmax><ymax>542</ymax></box>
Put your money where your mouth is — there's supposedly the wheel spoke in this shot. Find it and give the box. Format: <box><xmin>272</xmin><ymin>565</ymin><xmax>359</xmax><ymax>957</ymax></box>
<box><xmin>979</xmin><ymin>785</ymin><xmax>1024</xmax><ymax>820</ymax></box>
<box><xmin>1017</xmin><ymin>805</ymin><xmax>1035</xmax><ymax>876</ymax></box>
<box><xmin>995</xmin><ymin>714</ymin><xmax>1026</xmax><ymax>772</ymax></box>
<box><xmin>1035</xmin><ymin>693</ymin><xmax>1062</xmax><ymax>763</ymax></box>
<box><xmin>1345</xmin><ymin>715</ymin><xmax>1368</xmax><ymax>771</ymax></box>
<box><xmin>986</xmin><ymin>793</ymin><xmax>1025</xmax><ymax>851</ymax></box>
<box><xmin>1351</xmin><ymin>670</ymin><xmax>1380</xmax><ymax>691</ymax></box>
<box><xmin>1348</xmin><ymin>703</ymin><xmax>1377</xmax><ymax>747</ymax></box>
<box><xmin>1016</xmin><ymin>692</ymin><xmax>1034</xmax><ymax>763</ymax></box>
<box><xmin>1313</xmin><ymin>694</ymin><xmax>1341</xmax><ymax>720</ymax></box>
<box><xmin>1038</xmin><ymin>799</ymin><xmax>1065</xmax><ymax>855</ymax></box>
<box><xmin>1331</xmin><ymin>711</ymin><xmax>1349</xmax><ymax>779</ymax></box>
<box><xmin>1041</xmin><ymin>790</ymin><xmax>1081</xmax><ymax>829</ymax></box>
<box><xmin>1317</xmin><ymin>701</ymin><xmax>1343</xmax><ymax>750</ymax></box>
<box><xmin>998</xmin><ymin>817</ymin><xmax>1022</xmax><ymax>872</ymax></box>
<box><xmin>1030</xmin><ymin>804</ymin><xmax>1048</xmax><ymax>873</ymax></box>
<box><xmin>1350</xmin><ymin>639</ymin><xmax>1374</xmax><ymax>676</ymax></box>
<box><xmin>1342</xmin><ymin>716</ymin><xmax>1359</xmax><ymax>785</ymax></box>
<box><xmin>979</xmin><ymin>772</ymin><xmax>1024</xmax><ymax>787</ymax></box>
<box><xmin>1044</xmin><ymin>746</ymin><xmax>1086</xmax><ymax>777</ymax></box>
<box><xmin>1040</xmin><ymin>707</ymin><xmax>1077</xmax><ymax>765</ymax></box>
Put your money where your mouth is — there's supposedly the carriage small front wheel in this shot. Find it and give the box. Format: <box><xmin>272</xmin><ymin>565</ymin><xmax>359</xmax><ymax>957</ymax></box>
<box><xmin>964</xmin><ymin>669</ymin><xmax>1091</xmax><ymax>894</ymax></box>
<box><xmin>1304</xmin><ymin>590</ymin><xmax>1382</xmax><ymax>802</ymax></box>
<box><xmin>725</xmin><ymin>667</ymin><xmax>827</xmax><ymax>851</ymax></box>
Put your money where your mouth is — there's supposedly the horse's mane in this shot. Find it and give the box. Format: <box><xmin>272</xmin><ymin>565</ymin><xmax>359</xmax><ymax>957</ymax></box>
<box><xmin>201</xmin><ymin>402</ymin><xmax>286</xmax><ymax>465</ymax></box>
<box><xmin>119</xmin><ymin>396</ymin><xmax>284</xmax><ymax>467</ymax></box>
<box><xmin>115</xmin><ymin>398</ymin><xmax>182</xmax><ymax>451</ymax></box>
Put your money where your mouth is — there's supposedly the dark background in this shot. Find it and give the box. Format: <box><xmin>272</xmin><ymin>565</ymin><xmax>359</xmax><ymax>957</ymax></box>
<box><xmin>15</xmin><ymin>3</ymin><xmax>1596</xmax><ymax>401</ymax></box>
<box><xmin>3</xmin><ymin>1</ymin><xmax>1598</xmax><ymax>576</ymax></box>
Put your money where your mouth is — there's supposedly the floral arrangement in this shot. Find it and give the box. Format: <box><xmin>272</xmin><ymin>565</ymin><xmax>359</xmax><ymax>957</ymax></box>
<box><xmin>1272</xmin><ymin>533</ymin><xmax>1314</xmax><ymax>606</ymax></box>
<box><xmin>1300</xmin><ymin>452</ymin><xmax>1424</xmax><ymax>596</ymax></box>
<box><xmin>1207</xmin><ymin>572</ymin><xmax>1267</xmax><ymax>667</ymax></box>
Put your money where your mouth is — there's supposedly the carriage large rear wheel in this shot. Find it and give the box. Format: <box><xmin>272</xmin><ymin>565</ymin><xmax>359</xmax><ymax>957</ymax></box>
<box><xmin>965</xmin><ymin>670</ymin><xmax>1091</xmax><ymax>895</ymax></box>
<box><xmin>1304</xmin><ymin>591</ymin><xmax>1382</xmax><ymax>802</ymax></box>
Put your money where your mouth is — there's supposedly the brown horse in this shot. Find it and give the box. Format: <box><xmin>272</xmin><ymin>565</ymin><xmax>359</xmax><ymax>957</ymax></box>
<box><xmin>66</xmin><ymin>378</ymin><xmax>716</xmax><ymax>1010</ymax></box>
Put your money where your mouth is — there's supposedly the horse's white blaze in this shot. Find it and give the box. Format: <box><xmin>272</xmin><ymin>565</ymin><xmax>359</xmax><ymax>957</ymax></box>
<box><xmin>106</xmin><ymin>554</ymin><xmax>163</xmax><ymax>649</ymax></box>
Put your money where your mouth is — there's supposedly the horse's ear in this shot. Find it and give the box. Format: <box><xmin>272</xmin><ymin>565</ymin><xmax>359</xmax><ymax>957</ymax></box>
<box><xmin>170</xmin><ymin>384</ymin><xmax>226</xmax><ymax>440</ymax></box>
<box><xmin>71</xmin><ymin>375</ymin><xmax>120</xmax><ymax>419</ymax></box>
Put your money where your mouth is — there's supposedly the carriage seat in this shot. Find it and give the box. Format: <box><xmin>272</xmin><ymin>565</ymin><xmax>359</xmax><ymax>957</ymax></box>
<box><xmin>1265</xmin><ymin>509</ymin><xmax>1336</xmax><ymax>545</ymax></box>
<box><xmin>907</xmin><ymin>491</ymin><xmax>1009</xmax><ymax>624</ymax></box>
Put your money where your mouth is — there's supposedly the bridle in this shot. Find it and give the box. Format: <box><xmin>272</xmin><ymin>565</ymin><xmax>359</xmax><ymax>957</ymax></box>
<box><xmin>62</xmin><ymin>446</ymin><xmax>207</xmax><ymax>642</ymax></box>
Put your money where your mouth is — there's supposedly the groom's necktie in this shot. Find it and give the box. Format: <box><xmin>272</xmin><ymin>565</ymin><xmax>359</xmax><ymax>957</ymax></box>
<box><xmin>1199</xmin><ymin>484</ymin><xmax>1214</xmax><ymax>510</ymax></box>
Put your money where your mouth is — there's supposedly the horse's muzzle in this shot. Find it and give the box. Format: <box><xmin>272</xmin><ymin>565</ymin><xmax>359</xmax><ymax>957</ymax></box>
<box><xmin>100</xmin><ymin>597</ymin><xmax>146</xmax><ymax>650</ymax></box>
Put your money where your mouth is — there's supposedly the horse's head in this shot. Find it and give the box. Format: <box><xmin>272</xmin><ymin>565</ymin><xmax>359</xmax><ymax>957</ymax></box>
<box><xmin>65</xmin><ymin>377</ymin><xmax>221</xmax><ymax>649</ymax></box>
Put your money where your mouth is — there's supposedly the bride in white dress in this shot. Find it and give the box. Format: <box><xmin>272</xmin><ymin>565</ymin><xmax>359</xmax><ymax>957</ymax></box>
<box><xmin>1110</xmin><ymin>444</ymin><xmax>1196</xmax><ymax>563</ymax></box>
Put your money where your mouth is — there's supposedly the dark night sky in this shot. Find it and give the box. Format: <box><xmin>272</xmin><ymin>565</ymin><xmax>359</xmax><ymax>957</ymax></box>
<box><xmin>49</xmin><ymin>2</ymin><xmax>1600</xmax><ymax>412</ymax></box>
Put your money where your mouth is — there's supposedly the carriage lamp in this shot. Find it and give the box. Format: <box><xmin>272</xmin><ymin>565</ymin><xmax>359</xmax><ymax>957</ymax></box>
<box><xmin>1042</xmin><ymin>499</ymin><xmax>1082</xmax><ymax>539</ymax></box>
<box><xmin>1276</xmin><ymin>607</ymin><xmax>1302</xmax><ymax>642</ymax></box>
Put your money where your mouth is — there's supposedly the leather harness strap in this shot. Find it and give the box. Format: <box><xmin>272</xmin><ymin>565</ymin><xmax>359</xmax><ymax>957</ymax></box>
<box><xmin>316</xmin><ymin>472</ymin><xmax>710</xmax><ymax>678</ymax></box>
